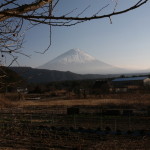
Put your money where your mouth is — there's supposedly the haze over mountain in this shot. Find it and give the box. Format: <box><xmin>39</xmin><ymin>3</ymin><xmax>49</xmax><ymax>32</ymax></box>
<box><xmin>39</xmin><ymin>49</ymin><xmax>127</xmax><ymax>74</ymax></box>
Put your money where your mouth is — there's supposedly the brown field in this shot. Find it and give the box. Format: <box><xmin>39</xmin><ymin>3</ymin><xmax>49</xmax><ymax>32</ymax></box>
<box><xmin>1</xmin><ymin>92</ymin><xmax>150</xmax><ymax>108</ymax></box>
<box><xmin>18</xmin><ymin>98</ymin><xmax>150</xmax><ymax>107</ymax></box>
<box><xmin>0</xmin><ymin>93</ymin><xmax>150</xmax><ymax>149</ymax></box>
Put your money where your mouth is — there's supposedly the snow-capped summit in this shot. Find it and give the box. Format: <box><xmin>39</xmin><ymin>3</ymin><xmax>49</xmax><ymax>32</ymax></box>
<box><xmin>50</xmin><ymin>48</ymin><xmax>96</xmax><ymax>64</ymax></box>
<box><xmin>38</xmin><ymin>48</ymin><xmax>126</xmax><ymax>74</ymax></box>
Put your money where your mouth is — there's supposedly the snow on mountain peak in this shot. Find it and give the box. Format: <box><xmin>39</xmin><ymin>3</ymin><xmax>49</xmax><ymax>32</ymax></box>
<box><xmin>50</xmin><ymin>48</ymin><xmax>96</xmax><ymax>64</ymax></box>
<box><xmin>39</xmin><ymin>48</ymin><xmax>125</xmax><ymax>74</ymax></box>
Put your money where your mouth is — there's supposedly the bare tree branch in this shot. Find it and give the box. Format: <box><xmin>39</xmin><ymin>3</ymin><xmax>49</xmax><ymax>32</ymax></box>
<box><xmin>0</xmin><ymin>0</ymin><xmax>148</xmax><ymax>65</ymax></box>
<box><xmin>0</xmin><ymin>0</ymin><xmax>148</xmax><ymax>23</ymax></box>
<box><xmin>0</xmin><ymin>0</ymin><xmax>53</xmax><ymax>22</ymax></box>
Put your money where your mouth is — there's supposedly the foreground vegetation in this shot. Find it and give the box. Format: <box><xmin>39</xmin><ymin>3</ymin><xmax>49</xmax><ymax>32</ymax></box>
<box><xmin>0</xmin><ymin>92</ymin><xmax>150</xmax><ymax>149</ymax></box>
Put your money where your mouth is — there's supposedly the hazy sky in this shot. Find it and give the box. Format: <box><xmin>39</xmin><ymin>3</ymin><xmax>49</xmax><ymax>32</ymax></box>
<box><xmin>14</xmin><ymin>0</ymin><xmax>150</xmax><ymax>70</ymax></box>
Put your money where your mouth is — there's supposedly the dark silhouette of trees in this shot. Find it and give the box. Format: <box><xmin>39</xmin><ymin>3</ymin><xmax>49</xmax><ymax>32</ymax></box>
<box><xmin>0</xmin><ymin>66</ymin><xmax>24</xmax><ymax>92</ymax></box>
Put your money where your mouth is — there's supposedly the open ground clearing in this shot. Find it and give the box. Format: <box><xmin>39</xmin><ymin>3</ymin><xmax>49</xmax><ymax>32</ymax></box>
<box><xmin>0</xmin><ymin>93</ymin><xmax>150</xmax><ymax>149</ymax></box>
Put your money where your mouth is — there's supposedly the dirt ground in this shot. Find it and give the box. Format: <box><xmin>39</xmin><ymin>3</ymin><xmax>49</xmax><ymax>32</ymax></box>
<box><xmin>0</xmin><ymin>94</ymin><xmax>150</xmax><ymax>149</ymax></box>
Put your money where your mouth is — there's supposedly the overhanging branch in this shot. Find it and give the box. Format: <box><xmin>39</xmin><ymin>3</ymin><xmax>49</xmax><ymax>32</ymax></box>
<box><xmin>0</xmin><ymin>0</ymin><xmax>52</xmax><ymax>22</ymax></box>
<box><xmin>0</xmin><ymin>0</ymin><xmax>148</xmax><ymax>23</ymax></box>
<box><xmin>14</xmin><ymin>0</ymin><xmax>148</xmax><ymax>22</ymax></box>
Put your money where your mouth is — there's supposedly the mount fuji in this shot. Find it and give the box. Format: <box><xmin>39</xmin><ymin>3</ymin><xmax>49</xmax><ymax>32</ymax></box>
<box><xmin>38</xmin><ymin>49</ymin><xmax>127</xmax><ymax>74</ymax></box>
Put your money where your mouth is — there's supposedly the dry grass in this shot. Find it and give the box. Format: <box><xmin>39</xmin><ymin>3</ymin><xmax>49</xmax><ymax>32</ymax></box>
<box><xmin>0</xmin><ymin>94</ymin><xmax>19</xmax><ymax>108</ymax></box>
<box><xmin>18</xmin><ymin>98</ymin><xmax>150</xmax><ymax>107</ymax></box>
<box><xmin>1</xmin><ymin>93</ymin><xmax>150</xmax><ymax>108</ymax></box>
<box><xmin>0</xmin><ymin>148</ymin><xmax>28</xmax><ymax>150</ymax></box>
<box><xmin>0</xmin><ymin>93</ymin><xmax>150</xmax><ymax>150</ymax></box>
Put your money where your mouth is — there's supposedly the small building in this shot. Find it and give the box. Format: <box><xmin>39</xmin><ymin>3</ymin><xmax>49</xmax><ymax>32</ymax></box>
<box><xmin>112</xmin><ymin>76</ymin><xmax>150</xmax><ymax>92</ymax></box>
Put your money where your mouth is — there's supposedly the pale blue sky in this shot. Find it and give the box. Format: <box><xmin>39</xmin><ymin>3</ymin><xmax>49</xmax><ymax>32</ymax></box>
<box><xmin>16</xmin><ymin>0</ymin><xmax>150</xmax><ymax>70</ymax></box>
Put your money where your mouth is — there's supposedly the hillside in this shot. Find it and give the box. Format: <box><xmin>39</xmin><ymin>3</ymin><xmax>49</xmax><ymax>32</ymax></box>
<box><xmin>10</xmin><ymin>67</ymin><xmax>116</xmax><ymax>83</ymax></box>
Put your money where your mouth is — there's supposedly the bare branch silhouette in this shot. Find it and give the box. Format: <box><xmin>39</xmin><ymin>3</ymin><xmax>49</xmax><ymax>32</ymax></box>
<box><xmin>0</xmin><ymin>0</ymin><xmax>148</xmax><ymax>62</ymax></box>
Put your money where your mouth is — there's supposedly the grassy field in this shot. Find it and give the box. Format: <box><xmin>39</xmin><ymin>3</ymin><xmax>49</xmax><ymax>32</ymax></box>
<box><xmin>0</xmin><ymin>93</ymin><xmax>150</xmax><ymax>149</ymax></box>
<box><xmin>18</xmin><ymin>98</ymin><xmax>150</xmax><ymax>109</ymax></box>
<box><xmin>1</xmin><ymin>92</ymin><xmax>150</xmax><ymax>106</ymax></box>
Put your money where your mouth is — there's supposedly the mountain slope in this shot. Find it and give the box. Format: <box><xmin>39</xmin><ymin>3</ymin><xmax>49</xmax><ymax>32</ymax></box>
<box><xmin>10</xmin><ymin>67</ymin><xmax>116</xmax><ymax>83</ymax></box>
<box><xmin>38</xmin><ymin>49</ymin><xmax>126</xmax><ymax>74</ymax></box>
